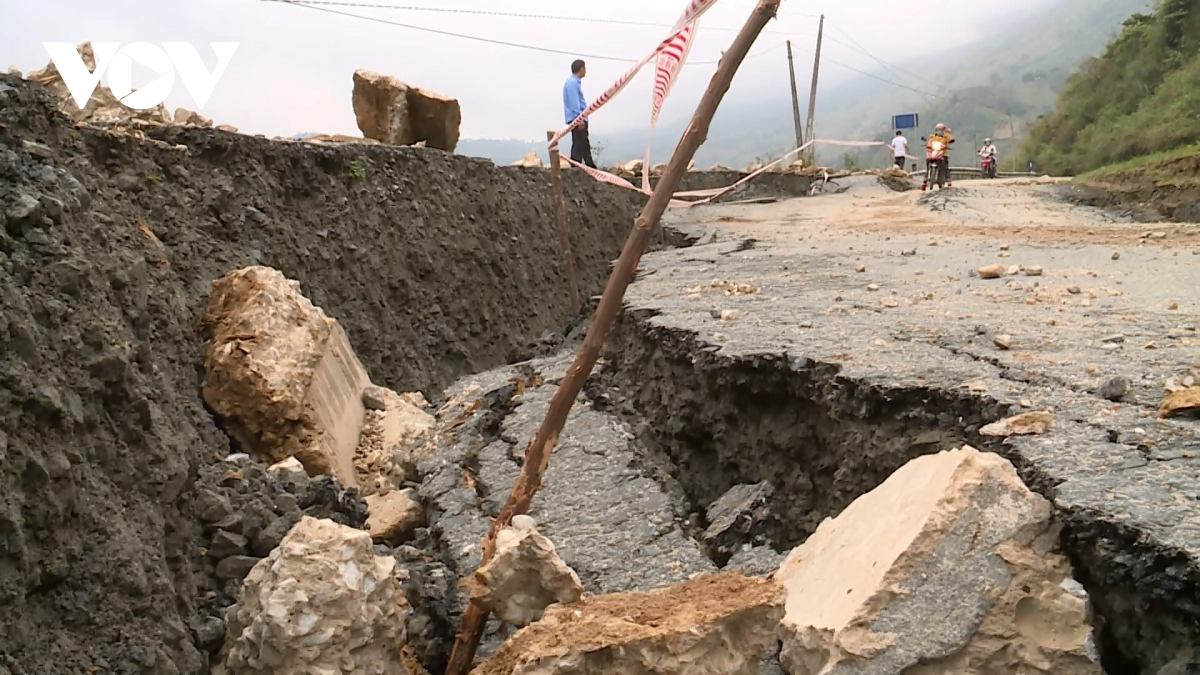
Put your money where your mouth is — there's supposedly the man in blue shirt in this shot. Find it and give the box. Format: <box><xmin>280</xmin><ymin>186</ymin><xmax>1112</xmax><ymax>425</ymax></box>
<box><xmin>562</xmin><ymin>59</ymin><xmax>596</xmax><ymax>168</ymax></box>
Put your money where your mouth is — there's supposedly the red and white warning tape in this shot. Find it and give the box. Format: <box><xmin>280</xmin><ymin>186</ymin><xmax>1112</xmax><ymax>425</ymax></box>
<box><xmin>563</xmin><ymin>139</ymin><xmax>888</xmax><ymax>208</ymax></box>
<box><xmin>548</xmin><ymin>0</ymin><xmax>720</xmax><ymax>151</ymax></box>
<box><xmin>547</xmin><ymin>0</ymin><xmax>890</xmax><ymax>207</ymax></box>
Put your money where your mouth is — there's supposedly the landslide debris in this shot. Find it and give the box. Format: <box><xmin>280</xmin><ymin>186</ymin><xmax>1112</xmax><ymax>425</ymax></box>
<box><xmin>27</xmin><ymin>41</ymin><xmax>174</xmax><ymax>126</ymax></box>
<box><xmin>201</xmin><ymin>266</ymin><xmax>367</xmax><ymax>488</ymax></box>
<box><xmin>470</xmin><ymin>515</ymin><xmax>584</xmax><ymax>628</ymax></box>
<box><xmin>352</xmin><ymin>69</ymin><xmax>462</xmax><ymax>152</ymax></box>
<box><xmin>0</xmin><ymin>69</ymin><xmax>639</xmax><ymax>675</ymax></box>
<box><xmin>473</xmin><ymin>572</ymin><xmax>783</xmax><ymax>675</ymax></box>
<box><xmin>222</xmin><ymin>516</ymin><xmax>416</xmax><ymax>675</ymax></box>
<box><xmin>777</xmin><ymin>446</ymin><xmax>1101</xmax><ymax>674</ymax></box>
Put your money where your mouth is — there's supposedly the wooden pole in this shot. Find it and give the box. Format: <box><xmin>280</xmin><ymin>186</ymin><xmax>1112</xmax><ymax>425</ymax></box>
<box><xmin>786</xmin><ymin>40</ymin><xmax>804</xmax><ymax>152</ymax></box>
<box><xmin>803</xmin><ymin>14</ymin><xmax>824</xmax><ymax>165</ymax></box>
<box><xmin>547</xmin><ymin>130</ymin><xmax>581</xmax><ymax>314</ymax></box>
<box><xmin>441</xmin><ymin>1</ymin><xmax>782</xmax><ymax>672</ymax></box>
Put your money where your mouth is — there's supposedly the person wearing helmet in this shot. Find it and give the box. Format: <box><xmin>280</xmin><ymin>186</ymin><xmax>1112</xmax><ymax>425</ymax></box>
<box><xmin>923</xmin><ymin>123</ymin><xmax>954</xmax><ymax>189</ymax></box>
<box><xmin>978</xmin><ymin>137</ymin><xmax>999</xmax><ymax>178</ymax></box>
<box><xmin>928</xmin><ymin>123</ymin><xmax>953</xmax><ymax>147</ymax></box>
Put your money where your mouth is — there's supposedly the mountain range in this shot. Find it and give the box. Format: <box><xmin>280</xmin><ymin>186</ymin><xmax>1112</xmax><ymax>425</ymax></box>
<box><xmin>456</xmin><ymin>0</ymin><xmax>1152</xmax><ymax>170</ymax></box>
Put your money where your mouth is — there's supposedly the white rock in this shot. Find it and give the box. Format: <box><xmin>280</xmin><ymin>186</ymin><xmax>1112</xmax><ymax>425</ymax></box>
<box><xmin>472</xmin><ymin>519</ymin><xmax>584</xmax><ymax>626</ymax></box>
<box><xmin>223</xmin><ymin>517</ymin><xmax>414</xmax><ymax>675</ymax></box>
<box><xmin>777</xmin><ymin>446</ymin><xmax>1100</xmax><ymax>675</ymax></box>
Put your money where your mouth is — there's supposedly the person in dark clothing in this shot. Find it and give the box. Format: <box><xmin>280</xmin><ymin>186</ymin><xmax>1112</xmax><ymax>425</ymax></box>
<box><xmin>562</xmin><ymin>59</ymin><xmax>596</xmax><ymax>168</ymax></box>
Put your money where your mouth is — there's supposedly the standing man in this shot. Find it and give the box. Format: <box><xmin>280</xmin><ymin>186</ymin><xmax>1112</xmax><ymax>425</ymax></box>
<box><xmin>562</xmin><ymin>59</ymin><xmax>596</xmax><ymax>168</ymax></box>
<box><xmin>889</xmin><ymin>130</ymin><xmax>910</xmax><ymax>170</ymax></box>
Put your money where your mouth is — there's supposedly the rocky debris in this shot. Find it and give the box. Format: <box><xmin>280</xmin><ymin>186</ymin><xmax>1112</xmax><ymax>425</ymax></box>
<box><xmin>174</xmin><ymin>107</ymin><xmax>214</xmax><ymax>127</ymax></box>
<box><xmin>0</xmin><ymin>72</ymin><xmax>640</xmax><ymax>675</ymax></box>
<box><xmin>1159</xmin><ymin>387</ymin><xmax>1200</xmax><ymax>419</ymax></box>
<box><xmin>474</xmin><ymin>572</ymin><xmax>783</xmax><ymax>675</ymax></box>
<box><xmin>222</xmin><ymin>517</ymin><xmax>414</xmax><ymax>675</ymax></box>
<box><xmin>978</xmin><ymin>263</ymin><xmax>1006</xmax><ymax>279</ymax></box>
<box><xmin>878</xmin><ymin>170</ymin><xmax>915</xmax><ymax>192</ymax></box>
<box><xmin>611</xmin><ymin>159</ymin><xmax>644</xmax><ymax>177</ymax></box>
<box><xmin>354</xmin><ymin>388</ymin><xmax>435</xmax><ymax>494</ymax></box>
<box><xmin>702</xmin><ymin>481</ymin><xmax>778</xmax><ymax>563</ymax></box>
<box><xmin>1097</xmin><ymin>376</ymin><xmax>1130</xmax><ymax>402</ymax></box>
<box><xmin>188</xmin><ymin>457</ymin><xmax>367</xmax><ymax>660</ymax></box>
<box><xmin>217</xmin><ymin>124</ymin><xmax>239</xmax><ymax>134</ymax></box>
<box><xmin>510</xmin><ymin>152</ymin><xmax>545</xmax><ymax>168</ymax></box>
<box><xmin>201</xmin><ymin>266</ymin><xmax>368</xmax><ymax>488</ymax></box>
<box><xmin>725</xmin><ymin>545</ymin><xmax>785</xmax><ymax>578</ymax></box>
<box><xmin>299</xmin><ymin>133</ymin><xmax>380</xmax><ymax>145</ymax></box>
<box><xmin>362</xmin><ymin>384</ymin><xmax>389</xmax><ymax>411</ymax></box>
<box><xmin>777</xmin><ymin>446</ymin><xmax>1101</xmax><ymax>674</ymax></box>
<box><xmin>1024</xmin><ymin>265</ymin><xmax>1044</xmax><ymax>276</ymax></box>
<box><xmin>365</xmin><ymin>488</ymin><xmax>424</xmax><ymax>544</ymax></box>
<box><xmin>352</xmin><ymin>69</ymin><xmax>461</xmax><ymax>152</ymax></box>
<box><xmin>268</xmin><ymin>457</ymin><xmax>310</xmax><ymax>489</ymax></box>
<box><xmin>27</xmin><ymin>41</ymin><xmax>174</xmax><ymax>125</ymax></box>
<box><xmin>993</xmin><ymin>334</ymin><xmax>1012</xmax><ymax>350</ymax></box>
<box><xmin>980</xmin><ymin>410</ymin><xmax>1053</xmax><ymax>437</ymax></box>
<box><xmin>471</xmin><ymin>515</ymin><xmax>584</xmax><ymax>627</ymax></box>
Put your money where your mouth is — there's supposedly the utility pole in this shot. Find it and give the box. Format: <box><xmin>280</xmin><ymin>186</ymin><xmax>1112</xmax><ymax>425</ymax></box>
<box><xmin>786</xmin><ymin>40</ymin><xmax>804</xmax><ymax>152</ymax></box>
<box><xmin>1008</xmin><ymin>111</ymin><xmax>1018</xmax><ymax>173</ymax></box>
<box><xmin>803</xmin><ymin>14</ymin><xmax>824</xmax><ymax>165</ymax></box>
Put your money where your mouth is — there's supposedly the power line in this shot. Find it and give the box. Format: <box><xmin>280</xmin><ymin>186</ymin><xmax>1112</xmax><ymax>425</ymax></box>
<box><xmin>263</xmin><ymin>0</ymin><xmax>804</xmax><ymax>36</ymax></box>
<box><xmin>264</xmin><ymin>0</ymin><xmax>786</xmax><ymax>66</ymax></box>
<box><xmin>825</xmin><ymin>21</ymin><xmax>945</xmax><ymax>93</ymax></box>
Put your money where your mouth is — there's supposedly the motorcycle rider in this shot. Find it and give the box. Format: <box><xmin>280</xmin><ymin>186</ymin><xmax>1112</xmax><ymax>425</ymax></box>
<box><xmin>924</xmin><ymin>122</ymin><xmax>954</xmax><ymax>188</ymax></box>
<box><xmin>978</xmin><ymin>137</ymin><xmax>998</xmax><ymax>178</ymax></box>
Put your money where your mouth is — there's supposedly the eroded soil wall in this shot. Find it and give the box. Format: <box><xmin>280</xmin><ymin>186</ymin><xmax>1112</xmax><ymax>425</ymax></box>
<box><xmin>0</xmin><ymin>74</ymin><xmax>641</xmax><ymax>674</ymax></box>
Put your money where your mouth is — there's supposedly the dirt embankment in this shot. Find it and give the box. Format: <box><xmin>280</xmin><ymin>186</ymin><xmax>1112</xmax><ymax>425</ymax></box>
<box><xmin>1067</xmin><ymin>152</ymin><xmax>1200</xmax><ymax>223</ymax></box>
<box><xmin>0</xmin><ymin>74</ymin><xmax>641</xmax><ymax>674</ymax></box>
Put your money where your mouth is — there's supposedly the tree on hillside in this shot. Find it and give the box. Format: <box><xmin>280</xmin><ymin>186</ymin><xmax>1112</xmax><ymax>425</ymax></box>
<box><xmin>1022</xmin><ymin>0</ymin><xmax>1200</xmax><ymax>174</ymax></box>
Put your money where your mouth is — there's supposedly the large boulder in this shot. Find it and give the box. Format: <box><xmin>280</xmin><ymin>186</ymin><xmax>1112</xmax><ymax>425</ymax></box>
<box><xmin>471</xmin><ymin>515</ymin><xmax>584</xmax><ymax>627</ymax></box>
<box><xmin>352</xmin><ymin>69</ymin><xmax>461</xmax><ymax>152</ymax></box>
<box><xmin>27</xmin><ymin>41</ymin><xmax>173</xmax><ymax>125</ymax></box>
<box><xmin>474</xmin><ymin>572</ymin><xmax>783</xmax><ymax>675</ymax></box>
<box><xmin>201</xmin><ymin>266</ymin><xmax>368</xmax><ymax>488</ymax></box>
<box><xmin>222</xmin><ymin>517</ymin><xmax>414</xmax><ymax>675</ymax></box>
<box><xmin>777</xmin><ymin>446</ymin><xmax>1101</xmax><ymax>674</ymax></box>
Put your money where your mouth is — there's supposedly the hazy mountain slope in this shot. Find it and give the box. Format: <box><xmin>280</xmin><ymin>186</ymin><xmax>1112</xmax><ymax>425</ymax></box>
<box><xmin>1022</xmin><ymin>0</ymin><xmax>1200</xmax><ymax>174</ymax></box>
<box><xmin>458</xmin><ymin>0</ymin><xmax>1148</xmax><ymax>169</ymax></box>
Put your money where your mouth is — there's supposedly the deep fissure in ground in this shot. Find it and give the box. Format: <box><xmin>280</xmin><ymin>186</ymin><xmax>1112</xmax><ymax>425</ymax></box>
<box><xmin>595</xmin><ymin>310</ymin><xmax>1188</xmax><ymax>674</ymax></box>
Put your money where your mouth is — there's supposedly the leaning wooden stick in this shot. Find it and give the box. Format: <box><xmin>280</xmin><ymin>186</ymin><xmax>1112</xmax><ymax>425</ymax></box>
<box><xmin>546</xmin><ymin>130</ymin><xmax>581</xmax><ymax>313</ymax></box>
<box><xmin>443</xmin><ymin>1</ymin><xmax>781</xmax><ymax>672</ymax></box>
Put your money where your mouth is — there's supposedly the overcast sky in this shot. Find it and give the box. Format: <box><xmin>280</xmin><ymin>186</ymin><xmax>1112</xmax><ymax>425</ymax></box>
<box><xmin>3</xmin><ymin>0</ymin><xmax>1053</xmax><ymax>140</ymax></box>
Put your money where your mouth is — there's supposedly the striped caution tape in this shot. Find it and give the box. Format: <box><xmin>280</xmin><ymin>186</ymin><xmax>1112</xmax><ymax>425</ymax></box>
<box><xmin>548</xmin><ymin>0</ymin><xmax>721</xmax><ymax>150</ymax></box>
<box><xmin>561</xmin><ymin>139</ymin><xmax>889</xmax><ymax>208</ymax></box>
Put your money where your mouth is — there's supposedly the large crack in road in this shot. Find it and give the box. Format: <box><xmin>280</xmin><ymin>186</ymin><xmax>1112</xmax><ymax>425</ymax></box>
<box><xmin>601</xmin><ymin>175</ymin><xmax>1199</xmax><ymax>672</ymax></box>
<box><xmin>414</xmin><ymin>175</ymin><xmax>1197</xmax><ymax>673</ymax></box>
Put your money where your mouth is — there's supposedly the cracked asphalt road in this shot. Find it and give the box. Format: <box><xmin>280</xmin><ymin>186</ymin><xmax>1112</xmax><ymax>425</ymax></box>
<box><xmin>637</xmin><ymin>175</ymin><xmax>1199</xmax><ymax>634</ymax></box>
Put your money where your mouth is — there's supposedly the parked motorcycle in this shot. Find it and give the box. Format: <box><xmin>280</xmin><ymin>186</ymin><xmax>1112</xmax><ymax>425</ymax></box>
<box><xmin>920</xmin><ymin>137</ymin><xmax>954</xmax><ymax>191</ymax></box>
<box><xmin>980</xmin><ymin>153</ymin><xmax>997</xmax><ymax>179</ymax></box>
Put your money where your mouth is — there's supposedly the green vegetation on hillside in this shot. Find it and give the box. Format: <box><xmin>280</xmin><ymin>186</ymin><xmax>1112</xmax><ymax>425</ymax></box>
<box><xmin>1023</xmin><ymin>0</ymin><xmax>1200</xmax><ymax>174</ymax></box>
<box><xmin>824</xmin><ymin>0</ymin><xmax>1150</xmax><ymax>171</ymax></box>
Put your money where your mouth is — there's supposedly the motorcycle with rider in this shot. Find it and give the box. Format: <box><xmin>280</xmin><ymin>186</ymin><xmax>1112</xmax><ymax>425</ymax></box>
<box><xmin>978</xmin><ymin>137</ymin><xmax>998</xmax><ymax>179</ymax></box>
<box><xmin>921</xmin><ymin>123</ymin><xmax>954</xmax><ymax>191</ymax></box>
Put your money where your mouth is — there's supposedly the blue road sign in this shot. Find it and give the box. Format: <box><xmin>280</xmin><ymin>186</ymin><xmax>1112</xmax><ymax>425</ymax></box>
<box><xmin>892</xmin><ymin>113</ymin><xmax>919</xmax><ymax>130</ymax></box>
